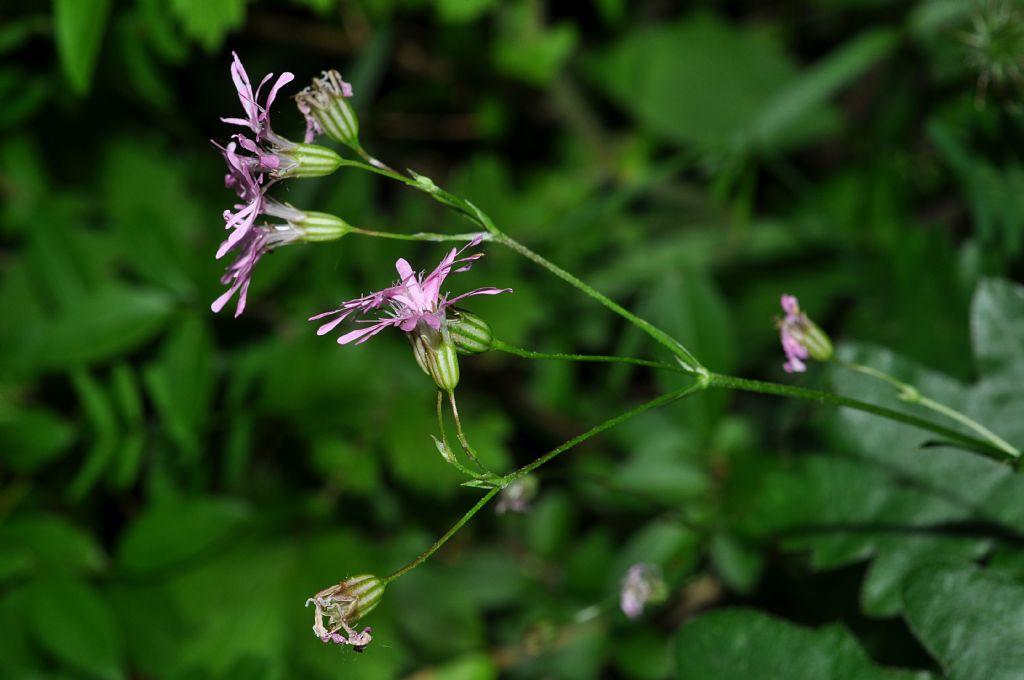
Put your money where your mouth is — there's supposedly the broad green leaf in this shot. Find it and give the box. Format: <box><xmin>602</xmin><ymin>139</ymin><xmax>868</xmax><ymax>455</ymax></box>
<box><xmin>27</xmin><ymin>574</ymin><xmax>124</xmax><ymax>679</ymax></box>
<box><xmin>53</xmin><ymin>0</ymin><xmax>113</xmax><ymax>93</ymax></box>
<box><xmin>143</xmin><ymin>314</ymin><xmax>214</xmax><ymax>460</ymax></box>
<box><xmin>33</xmin><ymin>285</ymin><xmax>175</xmax><ymax>371</ymax></box>
<box><xmin>168</xmin><ymin>0</ymin><xmax>246</xmax><ymax>51</ymax></box>
<box><xmin>676</xmin><ymin>609</ymin><xmax>933</xmax><ymax>679</ymax></box>
<box><xmin>493</xmin><ymin>2</ymin><xmax>577</xmax><ymax>85</ymax></box>
<box><xmin>117</xmin><ymin>497</ymin><xmax>249</xmax><ymax>574</ymax></box>
<box><xmin>0</xmin><ymin>513</ymin><xmax>105</xmax><ymax>575</ymax></box>
<box><xmin>751</xmin><ymin>29</ymin><xmax>898</xmax><ymax>147</ymax></box>
<box><xmin>970</xmin><ymin>278</ymin><xmax>1024</xmax><ymax>378</ymax></box>
<box><xmin>903</xmin><ymin>562</ymin><xmax>1024</xmax><ymax>680</ymax></box>
<box><xmin>0</xmin><ymin>405</ymin><xmax>76</xmax><ymax>472</ymax></box>
<box><xmin>437</xmin><ymin>0</ymin><xmax>497</xmax><ymax>24</ymax></box>
<box><xmin>594</xmin><ymin>13</ymin><xmax>833</xmax><ymax>154</ymax></box>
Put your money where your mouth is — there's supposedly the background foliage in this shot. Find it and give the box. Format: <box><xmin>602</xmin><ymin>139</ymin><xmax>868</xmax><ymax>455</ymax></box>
<box><xmin>2</xmin><ymin>0</ymin><xmax>1023</xmax><ymax>678</ymax></box>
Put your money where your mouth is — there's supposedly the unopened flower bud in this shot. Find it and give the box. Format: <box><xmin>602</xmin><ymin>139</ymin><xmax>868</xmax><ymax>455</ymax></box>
<box><xmin>447</xmin><ymin>308</ymin><xmax>493</xmax><ymax>355</ymax></box>
<box><xmin>296</xmin><ymin>70</ymin><xmax>361</xmax><ymax>150</ymax></box>
<box><xmin>410</xmin><ymin>327</ymin><xmax>461</xmax><ymax>392</ymax></box>
<box><xmin>306</xmin><ymin>574</ymin><xmax>385</xmax><ymax>652</ymax></box>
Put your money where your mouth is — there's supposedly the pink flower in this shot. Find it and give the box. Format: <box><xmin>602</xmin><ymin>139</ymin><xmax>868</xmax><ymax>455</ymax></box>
<box><xmin>620</xmin><ymin>563</ymin><xmax>665</xmax><ymax>620</ymax></box>
<box><xmin>310</xmin><ymin>236</ymin><xmax>510</xmax><ymax>345</ymax></box>
<box><xmin>211</xmin><ymin>222</ymin><xmax>304</xmax><ymax>318</ymax></box>
<box><xmin>776</xmin><ymin>294</ymin><xmax>833</xmax><ymax>373</ymax></box>
<box><xmin>221</xmin><ymin>51</ymin><xmax>294</xmax><ymax>144</ymax></box>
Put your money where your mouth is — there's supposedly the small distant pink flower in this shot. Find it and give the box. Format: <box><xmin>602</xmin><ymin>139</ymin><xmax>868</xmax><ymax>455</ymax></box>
<box><xmin>310</xmin><ymin>236</ymin><xmax>510</xmax><ymax>345</ymax></box>
<box><xmin>620</xmin><ymin>563</ymin><xmax>663</xmax><ymax>620</ymax></box>
<box><xmin>776</xmin><ymin>294</ymin><xmax>832</xmax><ymax>373</ymax></box>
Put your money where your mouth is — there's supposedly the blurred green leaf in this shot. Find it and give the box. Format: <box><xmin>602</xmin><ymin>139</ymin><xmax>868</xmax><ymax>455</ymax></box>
<box><xmin>676</xmin><ymin>609</ymin><xmax>933</xmax><ymax>679</ymax></box>
<box><xmin>970</xmin><ymin>278</ymin><xmax>1024</xmax><ymax>378</ymax></box>
<box><xmin>494</xmin><ymin>1</ymin><xmax>577</xmax><ymax>85</ymax></box>
<box><xmin>0</xmin><ymin>513</ymin><xmax>105</xmax><ymax>575</ymax></box>
<box><xmin>27</xmin><ymin>574</ymin><xmax>124</xmax><ymax>680</ymax></box>
<box><xmin>0</xmin><ymin>405</ymin><xmax>76</xmax><ymax>472</ymax></box>
<box><xmin>903</xmin><ymin>562</ymin><xmax>1024</xmax><ymax>680</ymax></box>
<box><xmin>437</xmin><ymin>0</ymin><xmax>497</xmax><ymax>24</ymax></box>
<box><xmin>168</xmin><ymin>0</ymin><xmax>246</xmax><ymax>51</ymax></box>
<box><xmin>53</xmin><ymin>0</ymin><xmax>113</xmax><ymax>93</ymax></box>
<box><xmin>34</xmin><ymin>285</ymin><xmax>175</xmax><ymax>371</ymax></box>
<box><xmin>117</xmin><ymin>497</ymin><xmax>249</xmax><ymax>574</ymax></box>
<box><xmin>594</xmin><ymin>13</ymin><xmax>833</xmax><ymax>154</ymax></box>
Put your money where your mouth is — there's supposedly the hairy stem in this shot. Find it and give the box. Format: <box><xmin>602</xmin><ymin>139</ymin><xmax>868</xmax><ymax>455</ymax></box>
<box><xmin>491</xmin><ymin>339</ymin><xmax>682</xmax><ymax>372</ymax></box>
<box><xmin>837</xmin><ymin>361</ymin><xmax>1020</xmax><ymax>458</ymax></box>
<box><xmin>706</xmin><ymin>372</ymin><xmax>1014</xmax><ymax>461</ymax></box>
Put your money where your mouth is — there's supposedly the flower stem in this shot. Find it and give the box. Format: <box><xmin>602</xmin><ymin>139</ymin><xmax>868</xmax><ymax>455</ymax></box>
<box><xmin>384</xmin><ymin>381</ymin><xmax>705</xmax><ymax>583</ymax></box>
<box><xmin>485</xmin><ymin>227</ymin><xmax>702</xmax><ymax>373</ymax></box>
<box><xmin>706</xmin><ymin>372</ymin><xmax>1015</xmax><ymax>461</ymax></box>
<box><xmin>349</xmin><ymin>226</ymin><xmax>487</xmax><ymax>243</ymax></box>
<box><xmin>491</xmin><ymin>338</ymin><xmax>682</xmax><ymax>372</ymax></box>
<box><xmin>837</xmin><ymin>360</ymin><xmax>1020</xmax><ymax>458</ymax></box>
<box><xmin>504</xmin><ymin>380</ymin><xmax>707</xmax><ymax>482</ymax></box>
<box><xmin>435</xmin><ymin>391</ymin><xmax>483</xmax><ymax>479</ymax></box>
<box><xmin>448</xmin><ymin>390</ymin><xmax>490</xmax><ymax>474</ymax></box>
<box><xmin>383</xmin><ymin>486</ymin><xmax>502</xmax><ymax>584</ymax></box>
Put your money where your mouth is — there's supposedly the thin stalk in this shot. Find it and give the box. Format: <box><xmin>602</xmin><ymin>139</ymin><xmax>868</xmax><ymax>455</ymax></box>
<box><xmin>837</xmin><ymin>360</ymin><xmax>1020</xmax><ymax>458</ymax></box>
<box><xmin>706</xmin><ymin>373</ymin><xmax>1014</xmax><ymax>461</ymax></box>
<box><xmin>491</xmin><ymin>339</ymin><xmax>682</xmax><ymax>372</ymax></box>
<box><xmin>383</xmin><ymin>487</ymin><xmax>501</xmax><ymax>584</ymax></box>
<box><xmin>435</xmin><ymin>391</ymin><xmax>482</xmax><ymax>479</ymax></box>
<box><xmin>505</xmin><ymin>381</ymin><xmax>706</xmax><ymax>482</ymax></box>
<box><xmin>349</xmin><ymin>226</ymin><xmax>487</xmax><ymax>243</ymax></box>
<box><xmin>487</xmin><ymin>228</ymin><xmax>702</xmax><ymax>372</ymax></box>
<box><xmin>449</xmin><ymin>390</ymin><xmax>488</xmax><ymax>473</ymax></box>
<box><xmin>385</xmin><ymin>381</ymin><xmax>705</xmax><ymax>583</ymax></box>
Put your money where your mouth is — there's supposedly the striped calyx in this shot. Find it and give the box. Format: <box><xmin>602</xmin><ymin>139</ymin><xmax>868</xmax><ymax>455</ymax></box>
<box><xmin>296</xmin><ymin>70</ymin><xmax>360</xmax><ymax>150</ymax></box>
<box><xmin>410</xmin><ymin>326</ymin><xmax>460</xmax><ymax>392</ymax></box>
<box><xmin>296</xmin><ymin>211</ymin><xmax>351</xmax><ymax>242</ymax></box>
<box><xmin>277</xmin><ymin>142</ymin><xmax>344</xmax><ymax>179</ymax></box>
<box><xmin>447</xmin><ymin>308</ymin><xmax>492</xmax><ymax>354</ymax></box>
<box><xmin>335</xmin><ymin>574</ymin><xmax>385</xmax><ymax>623</ymax></box>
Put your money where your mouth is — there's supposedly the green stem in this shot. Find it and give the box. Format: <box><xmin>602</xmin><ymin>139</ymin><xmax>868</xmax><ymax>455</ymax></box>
<box><xmin>491</xmin><ymin>339</ymin><xmax>682</xmax><ymax>372</ymax></box>
<box><xmin>349</xmin><ymin>226</ymin><xmax>487</xmax><ymax>243</ymax></box>
<box><xmin>383</xmin><ymin>486</ymin><xmax>501</xmax><ymax>584</ymax></box>
<box><xmin>338</xmin><ymin>157</ymin><xmax>702</xmax><ymax>370</ymax></box>
<box><xmin>505</xmin><ymin>381</ymin><xmax>706</xmax><ymax>482</ymax></box>
<box><xmin>706</xmin><ymin>372</ymin><xmax>1014</xmax><ymax>461</ymax></box>
<box><xmin>385</xmin><ymin>381</ymin><xmax>705</xmax><ymax>583</ymax></box>
<box><xmin>486</xmin><ymin>227</ymin><xmax>702</xmax><ymax>372</ymax></box>
<box><xmin>434</xmin><ymin>391</ymin><xmax>482</xmax><ymax>479</ymax></box>
<box><xmin>448</xmin><ymin>390</ymin><xmax>489</xmax><ymax>474</ymax></box>
<box><xmin>838</xmin><ymin>361</ymin><xmax>1020</xmax><ymax>458</ymax></box>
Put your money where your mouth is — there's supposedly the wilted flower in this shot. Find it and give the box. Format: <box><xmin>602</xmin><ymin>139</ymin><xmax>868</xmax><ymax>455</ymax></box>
<box><xmin>310</xmin><ymin>237</ymin><xmax>510</xmax><ymax>390</ymax></box>
<box><xmin>306</xmin><ymin>574</ymin><xmax>385</xmax><ymax>652</ymax></box>
<box><xmin>496</xmin><ymin>476</ymin><xmax>538</xmax><ymax>514</ymax></box>
<box><xmin>620</xmin><ymin>563</ymin><xmax>667</xmax><ymax>620</ymax></box>
<box><xmin>776</xmin><ymin>294</ymin><xmax>832</xmax><ymax>374</ymax></box>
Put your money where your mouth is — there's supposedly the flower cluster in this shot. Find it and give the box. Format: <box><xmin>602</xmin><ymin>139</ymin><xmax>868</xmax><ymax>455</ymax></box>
<box><xmin>212</xmin><ymin>54</ymin><xmax>349</xmax><ymax>317</ymax></box>
<box><xmin>776</xmin><ymin>294</ymin><xmax>832</xmax><ymax>373</ymax></box>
